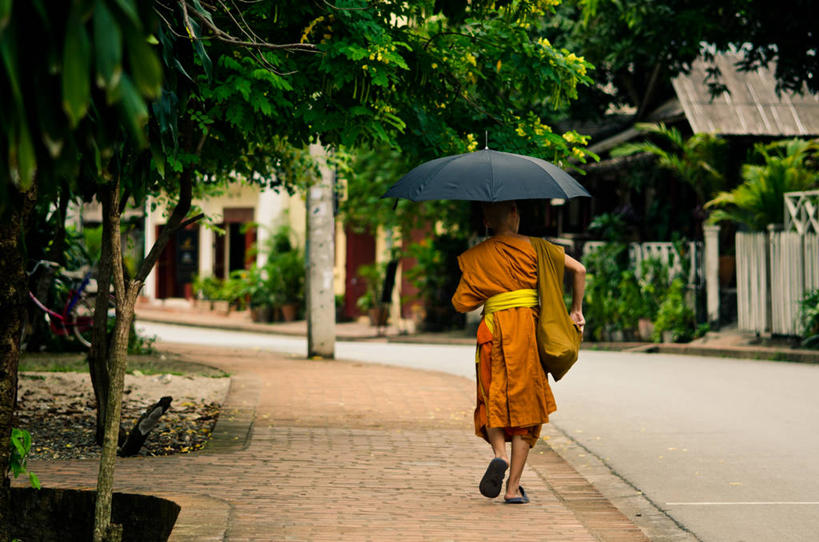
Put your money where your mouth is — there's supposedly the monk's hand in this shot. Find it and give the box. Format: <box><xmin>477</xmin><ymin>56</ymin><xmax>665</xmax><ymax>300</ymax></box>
<box><xmin>570</xmin><ymin>310</ymin><xmax>585</xmax><ymax>333</ymax></box>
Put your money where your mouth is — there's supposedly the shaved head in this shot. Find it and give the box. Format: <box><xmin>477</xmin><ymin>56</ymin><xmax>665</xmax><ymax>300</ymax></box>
<box><xmin>482</xmin><ymin>201</ymin><xmax>518</xmax><ymax>233</ymax></box>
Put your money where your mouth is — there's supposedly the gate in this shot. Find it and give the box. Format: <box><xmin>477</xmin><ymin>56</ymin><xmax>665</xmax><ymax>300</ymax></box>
<box><xmin>736</xmin><ymin>190</ymin><xmax>819</xmax><ymax>335</ymax></box>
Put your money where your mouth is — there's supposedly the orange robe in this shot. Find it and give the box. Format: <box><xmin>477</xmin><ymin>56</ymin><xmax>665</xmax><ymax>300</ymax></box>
<box><xmin>451</xmin><ymin>235</ymin><xmax>557</xmax><ymax>448</ymax></box>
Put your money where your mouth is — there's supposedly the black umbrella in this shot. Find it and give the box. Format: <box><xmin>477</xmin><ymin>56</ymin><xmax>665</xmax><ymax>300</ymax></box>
<box><xmin>382</xmin><ymin>148</ymin><xmax>591</xmax><ymax>202</ymax></box>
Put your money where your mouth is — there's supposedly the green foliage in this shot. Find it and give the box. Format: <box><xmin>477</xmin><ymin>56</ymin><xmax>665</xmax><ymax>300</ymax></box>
<box><xmin>269</xmin><ymin>250</ymin><xmax>305</xmax><ymax>306</ymax></box>
<box><xmin>611</xmin><ymin>123</ymin><xmax>727</xmax><ymax>205</ymax></box>
<box><xmin>193</xmin><ymin>275</ymin><xmax>223</xmax><ymax>301</ymax></box>
<box><xmin>583</xmin><ymin>243</ymin><xmax>629</xmax><ymax>340</ymax></box>
<box><xmin>9</xmin><ymin>427</ymin><xmax>40</xmax><ymax>489</ymax></box>
<box><xmin>651</xmin><ymin>278</ymin><xmax>697</xmax><ymax>343</ymax></box>
<box><xmin>0</xmin><ymin>0</ymin><xmax>162</xmax><ymax>210</ymax></box>
<box><xmin>547</xmin><ymin>0</ymin><xmax>818</xmax><ymax>124</ymax></box>
<box><xmin>800</xmin><ymin>289</ymin><xmax>819</xmax><ymax>349</ymax></box>
<box><xmin>127</xmin><ymin>322</ymin><xmax>156</xmax><ymax>355</ymax></box>
<box><xmin>222</xmin><ymin>270</ymin><xmax>253</xmax><ymax>310</ymax></box>
<box><xmin>404</xmin><ymin>235</ymin><xmax>468</xmax><ymax>330</ymax></box>
<box><xmin>587</xmin><ymin>212</ymin><xmax>628</xmax><ymax>242</ymax></box>
<box><xmin>706</xmin><ymin>139</ymin><xmax>819</xmax><ymax>231</ymax></box>
<box><xmin>263</xmin><ymin>225</ymin><xmax>305</xmax><ymax>306</ymax></box>
<box><xmin>584</xmin><ymin>244</ymin><xmax>688</xmax><ymax>341</ymax></box>
<box><xmin>355</xmin><ymin>262</ymin><xmax>388</xmax><ymax>312</ymax></box>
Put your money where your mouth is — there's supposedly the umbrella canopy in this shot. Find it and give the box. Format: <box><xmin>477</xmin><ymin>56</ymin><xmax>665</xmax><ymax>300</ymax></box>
<box><xmin>382</xmin><ymin>149</ymin><xmax>591</xmax><ymax>202</ymax></box>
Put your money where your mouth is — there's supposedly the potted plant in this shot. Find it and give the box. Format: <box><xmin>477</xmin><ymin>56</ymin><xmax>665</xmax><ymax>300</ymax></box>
<box><xmin>652</xmin><ymin>279</ymin><xmax>696</xmax><ymax>343</ymax></box>
<box><xmin>245</xmin><ymin>265</ymin><xmax>273</xmax><ymax>323</ymax></box>
<box><xmin>356</xmin><ymin>262</ymin><xmax>388</xmax><ymax>326</ymax></box>
<box><xmin>259</xmin><ymin>224</ymin><xmax>305</xmax><ymax>322</ymax></box>
<box><xmin>192</xmin><ymin>275</ymin><xmax>222</xmax><ymax>311</ymax></box>
<box><xmin>277</xmin><ymin>250</ymin><xmax>304</xmax><ymax>321</ymax></box>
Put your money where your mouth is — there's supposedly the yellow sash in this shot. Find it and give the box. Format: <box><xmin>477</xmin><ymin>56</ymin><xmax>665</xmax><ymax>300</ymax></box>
<box><xmin>476</xmin><ymin>289</ymin><xmax>538</xmax><ymax>363</ymax></box>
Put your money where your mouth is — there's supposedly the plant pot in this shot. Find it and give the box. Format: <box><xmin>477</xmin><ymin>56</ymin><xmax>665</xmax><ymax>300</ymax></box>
<box><xmin>368</xmin><ymin>306</ymin><xmax>389</xmax><ymax>327</ymax></box>
<box><xmin>718</xmin><ymin>255</ymin><xmax>735</xmax><ymax>287</ymax></box>
<box><xmin>281</xmin><ymin>303</ymin><xmax>298</xmax><ymax>322</ymax></box>
<box><xmin>212</xmin><ymin>300</ymin><xmax>230</xmax><ymax>315</ymax></box>
<box><xmin>193</xmin><ymin>299</ymin><xmax>213</xmax><ymax>312</ymax></box>
<box><xmin>638</xmin><ymin>318</ymin><xmax>655</xmax><ymax>342</ymax></box>
<box><xmin>250</xmin><ymin>305</ymin><xmax>272</xmax><ymax>323</ymax></box>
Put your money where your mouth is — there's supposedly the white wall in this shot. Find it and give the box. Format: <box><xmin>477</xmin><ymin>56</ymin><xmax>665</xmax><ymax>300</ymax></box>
<box><xmin>142</xmin><ymin>179</ymin><xmax>317</xmax><ymax>300</ymax></box>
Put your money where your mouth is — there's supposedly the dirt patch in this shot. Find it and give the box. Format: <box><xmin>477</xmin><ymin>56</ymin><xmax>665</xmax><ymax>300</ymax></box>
<box><xmin>14</xmin><ymin>353</ymin><xmax>229</xmax><ymax>460</ymax></box>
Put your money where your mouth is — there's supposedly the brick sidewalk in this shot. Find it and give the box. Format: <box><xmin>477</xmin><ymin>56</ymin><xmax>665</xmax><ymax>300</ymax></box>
<box><xmin>21</xmin><ymin>344</ymin><xmax>649</xmax><ymax>541</ymax></box>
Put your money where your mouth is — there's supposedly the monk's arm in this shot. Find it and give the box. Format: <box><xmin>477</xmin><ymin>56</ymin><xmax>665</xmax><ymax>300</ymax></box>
<box><xmin>452</xmin><ymin>274</ymin><xmax>484</xmax><ymax>313</ymax></box>
<box><xmin>564</xmin><ymin>254</ymin><xmax>586</xmax><ymax>329</ymax></box>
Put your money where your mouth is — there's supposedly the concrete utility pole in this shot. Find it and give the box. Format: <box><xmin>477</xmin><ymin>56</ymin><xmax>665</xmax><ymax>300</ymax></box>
<box><xmin>306</xmin><ymin>143</ymin><xmax>336</xmax><ymax>358</ymax></box>
<box><xmin>703</xmin><ymin>224</ymin><xmax>720</xmax><ymax>327</ymax></box>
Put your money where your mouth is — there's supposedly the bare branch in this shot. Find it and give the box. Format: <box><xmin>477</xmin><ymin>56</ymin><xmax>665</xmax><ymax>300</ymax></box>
<box><xmin>136</xmin><ymin>171</ymin><xmax>194</xmax><ymax>283</ymax></box>
<box><xmin>195</xmin><ymin>131</ymin><xmax>209</xmax><ymax>156</ymax></box>
<box><xmin>217</xmin><ymin>0</ymin><xmax>258</xmax><ymax>44</ymax></box>
<box><xmin>179</xmin><ymin>213</ymin><xmax>205</xmax><ymax>229</ymax></box>
<box><xmin>321</xmin><ymin>0</ymin><xmax>368</xmax><ymax>10</ymax></box>
<box><xmin>153</xmin><ymin>8</ymin><xmax>191</xmax><ymax>40</ymax></box>
<box><xmin>182</xmin><ymin>1</ymin><xmax>320</xmax><ymax>53</ymax></box>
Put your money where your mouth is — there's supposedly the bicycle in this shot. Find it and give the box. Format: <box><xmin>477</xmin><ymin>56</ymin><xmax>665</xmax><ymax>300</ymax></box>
<box><xmin>21</xmin><ymin>260</ymin><xmax>110</xmax><ymax>349</ymax></box>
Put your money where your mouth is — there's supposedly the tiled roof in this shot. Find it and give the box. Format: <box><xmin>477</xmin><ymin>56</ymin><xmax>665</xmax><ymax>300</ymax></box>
<box><xmin>672</xmin><ymin>53</ymin><xmax>819</xmax><ymax>136</ymax></box>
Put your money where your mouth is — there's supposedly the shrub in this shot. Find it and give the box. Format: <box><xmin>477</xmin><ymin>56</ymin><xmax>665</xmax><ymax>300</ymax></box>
<box><xmin>652</xmin><ymin>279</ymin><xmax>696</xmax><ymax>343</ymax></box>
<box><xmin>800</xmin><ymin>289</ymin><xmax>819</xmax><ymax>348</ymax></box>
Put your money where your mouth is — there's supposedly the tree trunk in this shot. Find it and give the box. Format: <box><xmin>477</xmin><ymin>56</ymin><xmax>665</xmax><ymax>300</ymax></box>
<box><xmin>0</xmin><ymin>186</ymin><xmax>36</xmax><ymax>542</ymax></box>
<box><xmin>92</xmin><ymin>171</ymin><xmax>197</xmax><ymax>542</ymax></box>
<box><xmin>92</xmin><ymin>177</ymin><xmax>144</xmax><ymax>542</ymax></box>
<box><xmin>89</xmin><ymin>187</ymin><xmax>115</xmax><ymax>445</ymax></box>
<box><xmin>92</xmin><ymin>286</ymin><xmax>138</xmax><ymax>542</ymax></box>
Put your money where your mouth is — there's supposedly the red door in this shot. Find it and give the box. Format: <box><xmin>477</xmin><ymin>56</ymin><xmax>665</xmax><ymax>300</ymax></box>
<box><xmin>400</xmin><ymin>226</ymin><xmax>431</xmax><ymax>318</ymax></box>
<box><xmin>155</xmin><ymin>225</ymin><xmax>176</xmax><ymax>299</ymax></box>
<box><xmin>344</xmin><ymin>228</ymin><xmax>376</xmax><ymax>318</ymax></box>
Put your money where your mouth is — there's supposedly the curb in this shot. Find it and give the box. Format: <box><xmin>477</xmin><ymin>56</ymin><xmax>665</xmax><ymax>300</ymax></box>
<box><xmin>135</xmin><ymin>313</ymin><xmax>393</xmax><ymax>342</ymax></box>
<box><xmin>624</xmin><ymin>343</ymin><xmax>819</xmax><ymax>364</ymax></box>
<box><xmin>137</xmin><ymin>311</ymin><xmax>819</xmax><ymax>364</ymax></box>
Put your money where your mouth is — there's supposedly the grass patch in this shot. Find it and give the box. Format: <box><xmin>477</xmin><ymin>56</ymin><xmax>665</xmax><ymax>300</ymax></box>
<box><xmin>20</xmin><ymin>351</ymin><xmax>228</xmax><ymax>378</ymax></box>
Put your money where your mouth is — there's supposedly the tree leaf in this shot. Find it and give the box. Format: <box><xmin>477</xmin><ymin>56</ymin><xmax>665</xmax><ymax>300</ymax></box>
<box><xmin>124</xmin><ymin>25</ymin><xmax>161</xmax><ymax>99</ymax></box>
<box><xmin>111</xmin><ymin>0</ymin><xmax>137</xmax><ymax>25</ymax></box>
<box><xmin>186</xmin><ymin>16</ymin><xmax>212</xmax><ymax>81</ymax></box>
<box><xmin>62</xmin><ymin>8</ymin><xmax>91</xmax><ymax>126</ymax></box>
<box><xmin>93</xmin><ymin>0</ymin><xmax>122</xmax><ymax>87</ymax></box>
<box><xmin>109</xmin><ymin>75</ymin><xmax>148</xmax><ymax>146</ymax></box>
<box><xmin>7</xmin><ymin>118</ymin><xmax>37</xmax><ymax>189</ymax></box>
<box><xmin>0</xmin><ymin>19</ymin><xmax>22</xmax><ymax>105</ymax></box>
<box><xmin>0</xmin><ymin>0</ymin><xmax>12</xmax><ymax>31</ymax></box>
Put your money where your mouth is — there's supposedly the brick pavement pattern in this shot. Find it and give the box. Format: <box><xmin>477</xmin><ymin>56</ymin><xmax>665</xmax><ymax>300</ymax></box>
<box><xmin>22</xmin><ymin>344</ymin><xmax>648</xmax><ymax>541</ymax></box>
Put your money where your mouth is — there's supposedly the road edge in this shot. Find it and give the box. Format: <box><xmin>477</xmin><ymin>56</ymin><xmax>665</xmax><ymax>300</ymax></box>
<box><xmin>541</xmin><ymin>423</ymin><xmax>703</xmax><ymax>542</ymax></box>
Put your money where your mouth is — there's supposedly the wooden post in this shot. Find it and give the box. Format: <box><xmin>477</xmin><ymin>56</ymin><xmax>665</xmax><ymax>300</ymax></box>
<box><xmin>306</xmin><ymin>143</ymin><xmax>336</xmax><ymax>359</ymax></box>
<box><xmin>703</xmin><ymin>225</ymin><xmax>720</xmax><ymax>328</ymax></box>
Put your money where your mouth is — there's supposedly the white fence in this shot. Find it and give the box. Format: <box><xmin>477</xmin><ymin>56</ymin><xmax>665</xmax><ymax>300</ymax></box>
<box><xmin>583</xmin><ymin>241</ymin><xmax>703</xmax><ymax>287</ymax></box>
<box><xmin>784</xmin><ymin>190</ymin><xmax>819</xmax><ymax>235</ymax></box>
<box><xmin>736</xmin><ymin>232</ymin><xmax>768</xmax><ymax>332</ymax></box>
<box><xmin>736</xmin><ymin>230</ymin><xmax>819</xmax><ymax>335</ymax></box>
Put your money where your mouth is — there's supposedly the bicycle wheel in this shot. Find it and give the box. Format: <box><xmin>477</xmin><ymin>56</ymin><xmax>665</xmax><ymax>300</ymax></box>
<box><xmin>70</xmin><ymin>293</ymin><xmax>114</xmax><ymax>348</ymax></box>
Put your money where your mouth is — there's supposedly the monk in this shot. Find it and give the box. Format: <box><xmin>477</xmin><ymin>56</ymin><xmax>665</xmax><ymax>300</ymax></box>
<box><xmin>452</xmin><ymin>200</ymin><xmax>586</xmax><ymax>504</ymax></box>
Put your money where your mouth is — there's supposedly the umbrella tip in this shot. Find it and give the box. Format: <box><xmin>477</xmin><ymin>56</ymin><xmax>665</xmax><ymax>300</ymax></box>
<box><xmin>484</xmin><ymin>130</ymin><xmax>489</xmax><ymax>150</ymax></box>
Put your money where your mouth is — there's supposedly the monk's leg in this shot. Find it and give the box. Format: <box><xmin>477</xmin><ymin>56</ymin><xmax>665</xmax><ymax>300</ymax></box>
<box><xmin>505</xmin><ymin>435</ymin><xmax>529</xmax><ymax>499</ymax></box>
<box><xmin>485</xmin><ymin>427</ymin><xmax>508</xmax><ymax>462</ymax></box>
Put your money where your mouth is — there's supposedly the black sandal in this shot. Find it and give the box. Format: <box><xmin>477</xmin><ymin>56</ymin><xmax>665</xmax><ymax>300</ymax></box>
<box><xmin>479</xmin><ymin>457</ymin><xmax>508</xmax><ymax>498</ymax></box>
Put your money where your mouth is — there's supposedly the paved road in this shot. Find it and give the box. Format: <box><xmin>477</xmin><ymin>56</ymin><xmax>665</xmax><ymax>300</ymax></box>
<box><xmin>138</xmin><ymin>322</ymin><xmax>819</xmax><ymax>542</ymax></box>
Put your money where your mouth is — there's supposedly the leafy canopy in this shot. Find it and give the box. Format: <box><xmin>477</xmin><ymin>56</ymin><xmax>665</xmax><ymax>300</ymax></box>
<box><xmin>546</xmin><ymin>0</ymin><xmax>818</xmax><ymax>123</ymax></box>
<box><xmin>705</xmin><ymin>139</ymin><xmax>819</xmax><ymax>231</ymax></box>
